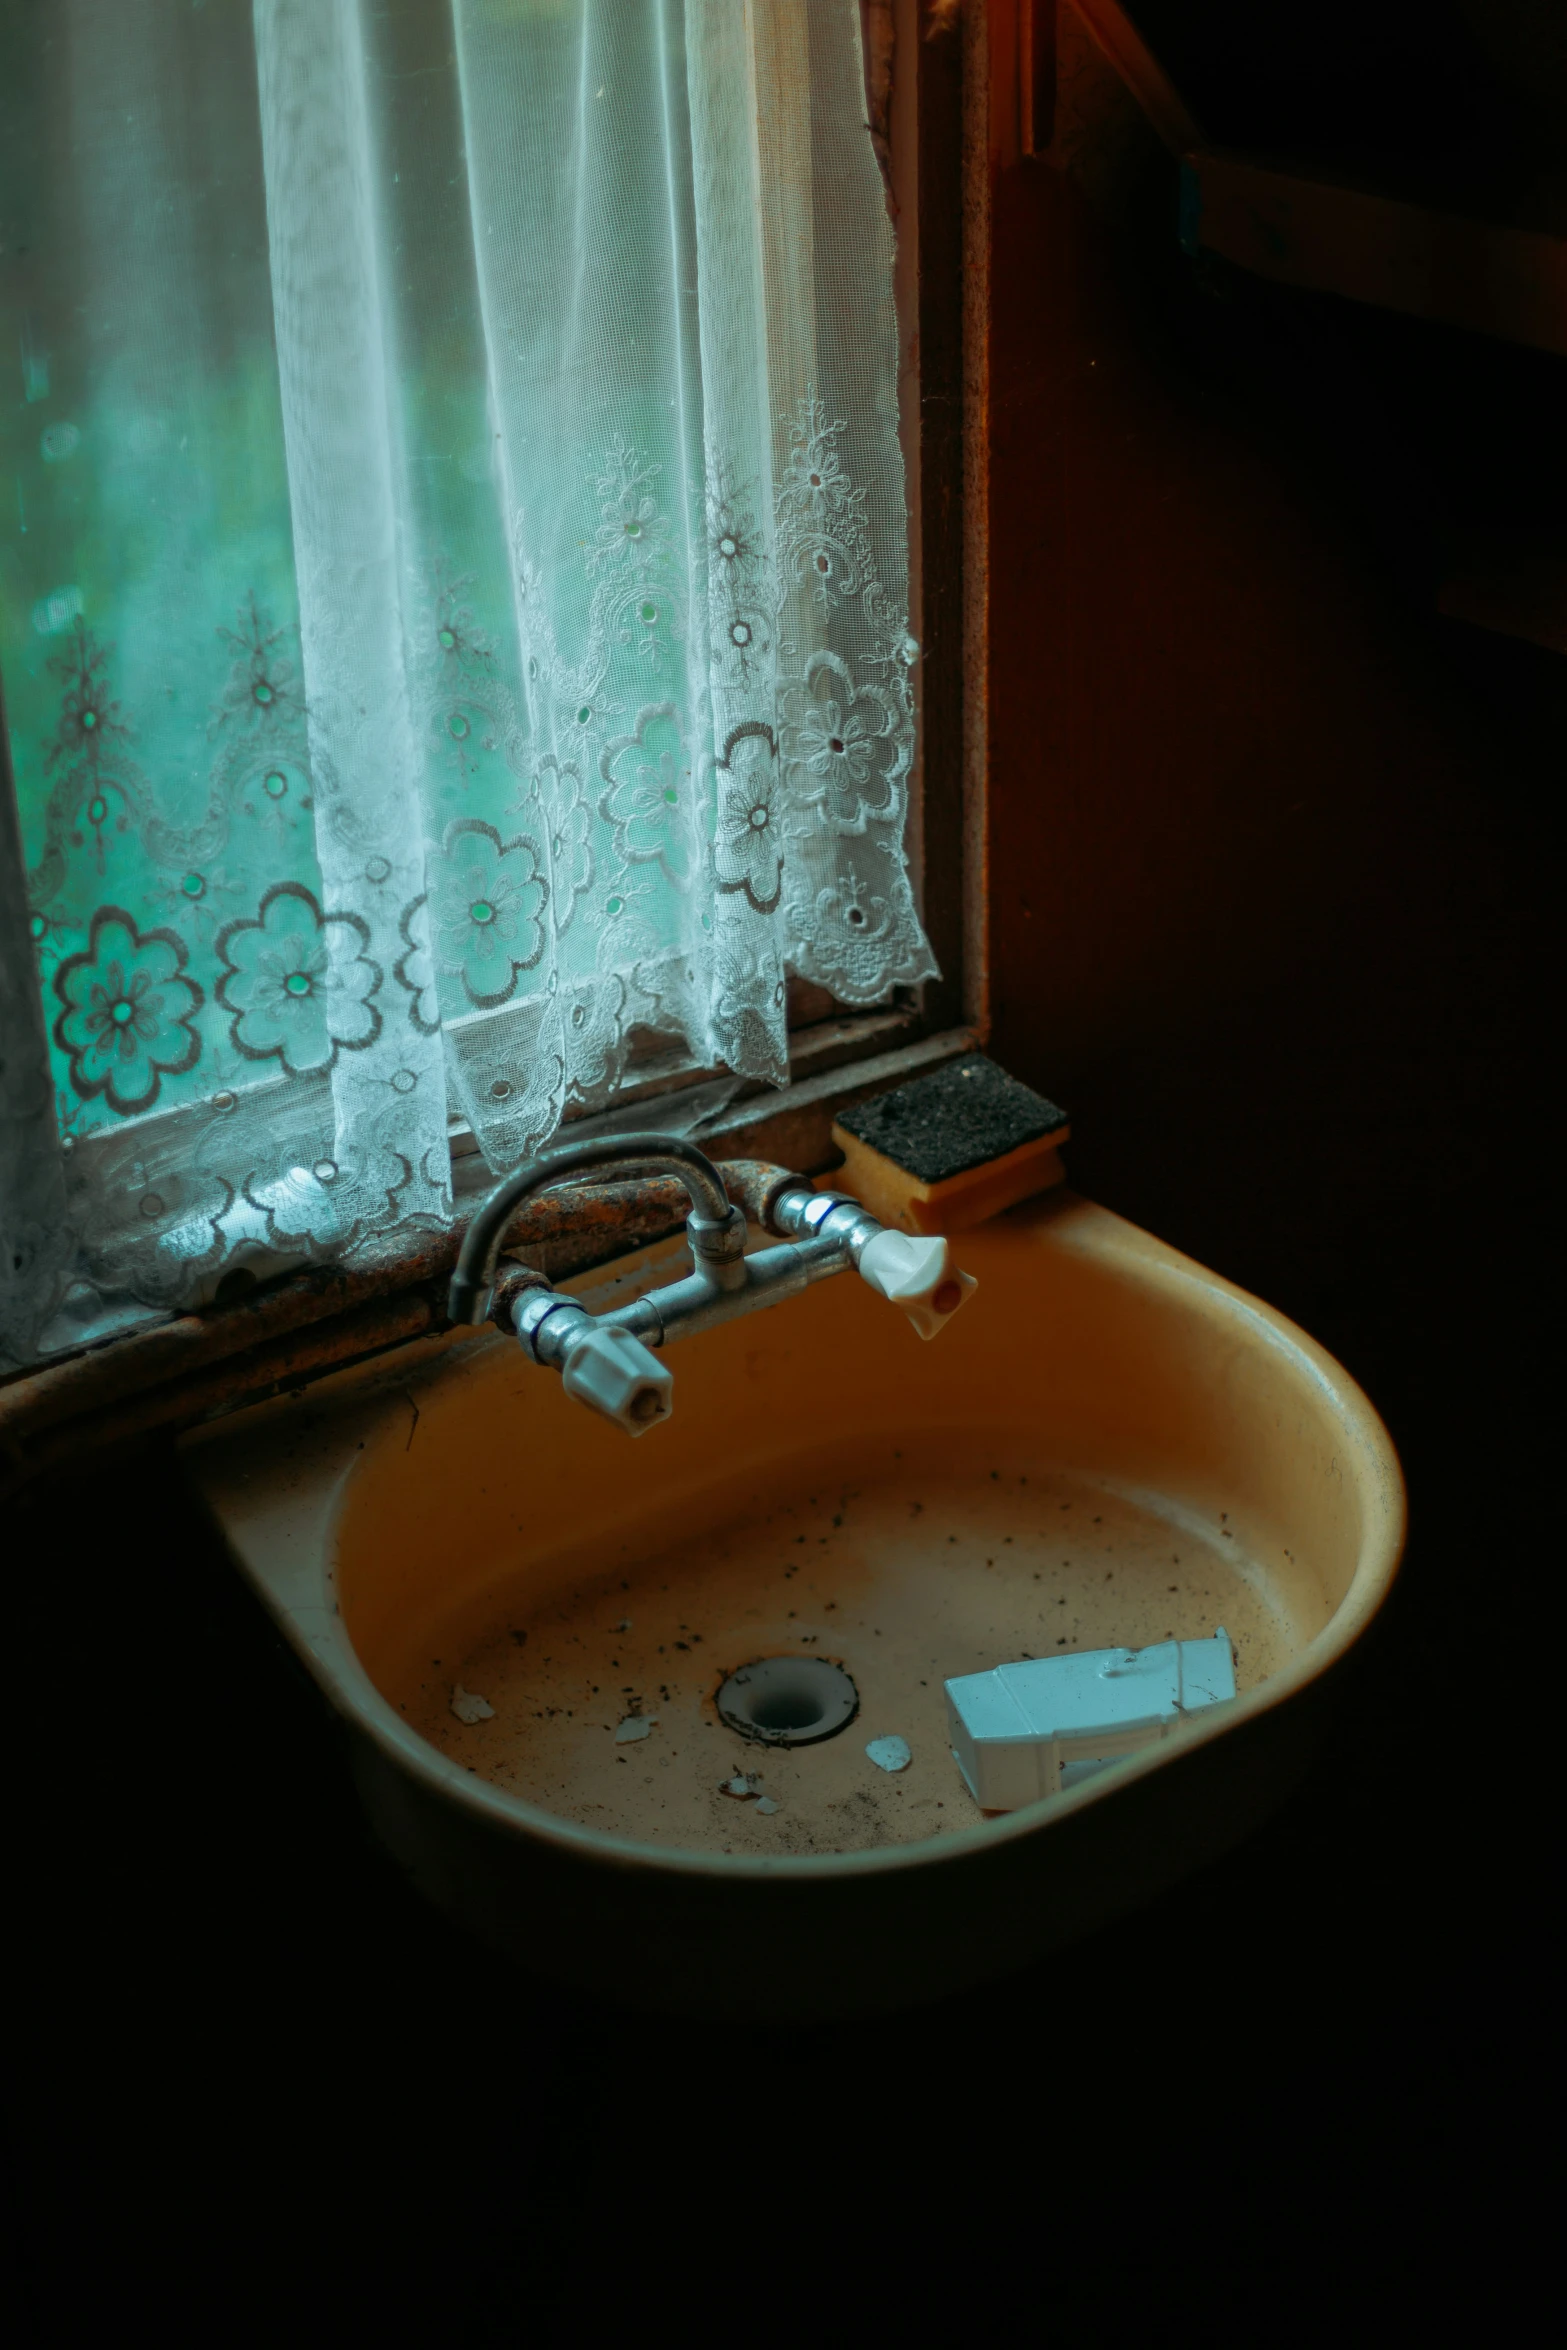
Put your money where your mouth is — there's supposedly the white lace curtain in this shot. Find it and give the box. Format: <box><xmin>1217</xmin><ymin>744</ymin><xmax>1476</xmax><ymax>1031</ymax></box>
<box><xmin>0</xmin><ymin>0</ymin><xmax>934</xmax><ymax>1367</ymax></box>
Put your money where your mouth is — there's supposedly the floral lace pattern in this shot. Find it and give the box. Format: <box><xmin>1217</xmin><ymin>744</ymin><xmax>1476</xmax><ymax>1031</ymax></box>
<box><xmin>216</xmin><ymin>883</ymin><xmax>382</xmax><ymax>1075</ymax></box>
<box><xmin>712</xmin><ymin>725</ymin><xmax>784</xmax><ymax>914</ymax></box>
<box><xmin>53</xmin><ymin>909</ymin><xmax>204</xmax><ymax>1117</ymax></box>
<box><xmin>0</xmin><ymin>0</ymin><xmax>935</xmax><ymax>1367</ymax></box>
<box><xmin>425</xmin><ymin>820</ymin><xmax>548</xmax><ymax>1009</ymax></box>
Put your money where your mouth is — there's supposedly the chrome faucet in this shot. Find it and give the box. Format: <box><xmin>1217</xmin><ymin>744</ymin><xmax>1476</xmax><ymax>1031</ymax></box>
<box><xmin>447</xmin><ymin>1133</ymin><xmax>976</xmax><ymax>1435</ymax></box>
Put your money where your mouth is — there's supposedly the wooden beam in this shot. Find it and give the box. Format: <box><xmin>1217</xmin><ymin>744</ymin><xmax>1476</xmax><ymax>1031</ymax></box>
<box><xmin>1050</xmin><ymin>0</ymin><xmax>1567</xmax><ymax>363</ymax></box>
<box><xmin>1060</xmin><ymin>0</ymin><xmax>1202</xmax><ymax>156</ymax></box>
<box><xmin>1183</xmin><ymin>155</ymin><xmax>1567</xmax><ymax>362</ymax></box>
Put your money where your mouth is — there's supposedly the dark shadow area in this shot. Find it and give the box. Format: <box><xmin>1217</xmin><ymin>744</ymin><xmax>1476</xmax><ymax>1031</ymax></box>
<box><xmin>5</xmin><ymin>1395</ymin><xmax>1538</xmax><ymax>2335</ymax></box>
<box><xmin>1125</xmin><ymin>0</ymin><xmax>1567</xmax><ymax>226</ymax></box>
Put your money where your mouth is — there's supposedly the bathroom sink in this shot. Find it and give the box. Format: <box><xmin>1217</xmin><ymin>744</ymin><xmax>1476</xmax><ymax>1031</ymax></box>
<box><xmin>182</xmin><ymin>1189</ymin><xmax>1404</xmax><ymax>2018</ymax></box>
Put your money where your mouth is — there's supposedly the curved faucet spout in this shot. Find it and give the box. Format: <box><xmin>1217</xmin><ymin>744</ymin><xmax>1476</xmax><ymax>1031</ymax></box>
<box><xmin>447</xmin><ymin>1132</ymin><xmax>733</xmax><ymax>1327</ymax></box>
<box><xmin>451</xmin><ymin>1128</ymin><xmax>977</xmax><ymax>1436</ymax></box>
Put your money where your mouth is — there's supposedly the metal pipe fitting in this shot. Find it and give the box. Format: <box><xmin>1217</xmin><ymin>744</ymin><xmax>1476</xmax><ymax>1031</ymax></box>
<box><xmin>711</xmin><ymin>1158</ymin><xmax>807</xmax><ymax>1234</ymax></box>
<box><xmin>447</xmin><ymin>1132</ymin><xmax>733</xmax><ymax>1327</ymax></box>
<box><xmin>512</xmin><ymin>1289</ymin><xmax>590</xmax><ymax>1365</ymax></box>
<box><xmin>684</xmin><ymin>1200</ymin><xmax>750</xmax><ymax>1290</ymax></box>
<box><xmin>771</xmin><ymin>1185</ymin><xmax>884</xmax><ymax>1264</ymax></box>
<box><xmin>456</xmin><ymin>1133</ymin><xmax>976</xmax><ymax>1436</ymax></box>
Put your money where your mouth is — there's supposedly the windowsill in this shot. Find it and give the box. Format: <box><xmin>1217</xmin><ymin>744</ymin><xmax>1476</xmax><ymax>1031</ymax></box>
<box><xmin>23</xmin><ymin>997</ymin><xmax>939</xmax><ymax>1362</ymax></box>
<box><xmin>447</xmin><ymin>1006</ymin><xmax>920</xmax><ymax>1172</ymax></box>
<box><xmin>0</xmin><ymin>1021</ymin><xmax>982</xmax><ymax>1487</ymax></box>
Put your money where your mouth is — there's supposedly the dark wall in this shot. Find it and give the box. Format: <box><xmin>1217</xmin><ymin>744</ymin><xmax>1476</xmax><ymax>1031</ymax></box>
<box><xmin>975</xmin><ymin>112</ymin><xmax>1547</xmax><ymax>2314</ymax></box>
<box><xmin>986</xmin><ymin>126</ymin><xmax>1553</xmax><ymax>1448</ymax></box>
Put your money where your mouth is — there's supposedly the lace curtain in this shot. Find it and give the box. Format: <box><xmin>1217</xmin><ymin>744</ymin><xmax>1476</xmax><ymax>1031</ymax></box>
<box><xmin>0</xmin><ymin>0</ymin><xmax>934</xmax><ymax>1368</ymax></box>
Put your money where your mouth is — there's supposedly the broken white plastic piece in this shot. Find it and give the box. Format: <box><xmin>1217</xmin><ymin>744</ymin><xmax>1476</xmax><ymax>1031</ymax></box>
<box><xmin>450</xmin><ymin>1685</ymin><xmax>495</xmax><ymax>1725</ymax></box>
<box><xmin>614</xmin><ymin>1713</ymin><xmax>657</xmax><ymax>1744</ymax></box>
<box><xmin>560</xmin><ymin>1323</ymin><xmax>673</xmax><ymax>1436</ymax></box>
<box><xmin>865</xmin><ymin>1735</ymin><xmax>912</xmax><ymax>1773</ymax></box>
<box><xmin>946</xmin><ymin>1631</ymin><xmax>1236</xmax><ymax>1811</ymax></box>
<box><xmin>856</xmin><ymin>1229</ymin><xmax>977</xmax><ymax>1339</ymax></box>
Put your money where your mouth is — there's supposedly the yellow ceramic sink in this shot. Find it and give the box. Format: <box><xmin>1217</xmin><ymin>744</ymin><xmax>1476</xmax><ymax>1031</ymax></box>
<box><xmin>183</xmin><ymin>1189</ymin><xmax>1404</xmax><ymax>2018</ymax></box>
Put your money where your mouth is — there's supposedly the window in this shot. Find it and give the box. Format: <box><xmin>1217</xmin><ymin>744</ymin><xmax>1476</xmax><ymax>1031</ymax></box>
<box><xmin>1</xmin><ymin>0</ymin><xmax>974</xmax><ymax>1371</ymax></box>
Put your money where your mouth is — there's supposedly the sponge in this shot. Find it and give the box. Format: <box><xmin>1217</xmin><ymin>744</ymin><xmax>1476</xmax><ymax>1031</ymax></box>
<box><xmin>830</xmin><ymin>1054</ymin><xmax>1070</xmax><ymax>1235</ymax></box>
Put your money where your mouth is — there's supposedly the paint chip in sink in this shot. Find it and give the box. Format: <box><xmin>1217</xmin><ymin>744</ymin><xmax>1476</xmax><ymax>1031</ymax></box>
<box><xmin>719</xmin><ymin>1773</ymin><xmax>778</xmax><ymax>1812</ymax></box>
<box><xmin>615</xmin><ymin>1714</ymin><xmax>658</xmax><ymax>1743</ymax></box>
<box><xmin>450</xmin><ymin>1685</ymin><xmax>495</xmax><ymax>1725</ymax></box>
<box><xmin>865</xmin><ymin>1735</ymin><xmax>912</xmax><ymax>1772</ymax></box>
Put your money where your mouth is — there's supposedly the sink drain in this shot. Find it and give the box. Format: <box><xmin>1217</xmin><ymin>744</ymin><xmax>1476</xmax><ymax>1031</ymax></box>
<box><xmin>715</xmin><ymin>1656</ymin><xmax>859</xmax><ymax>1748</ymax></box>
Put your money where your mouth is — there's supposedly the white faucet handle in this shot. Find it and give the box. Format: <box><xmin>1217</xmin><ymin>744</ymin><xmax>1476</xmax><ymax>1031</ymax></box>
<box><xmin>856</xmin><ymin>1229</ymin><xmax>978</xmax><ymax>1340</ymax></box>
<box><xmin>560</xmin><ymin>1323</ymin><xmax>673</xmax><ymax>1436</ymax></box>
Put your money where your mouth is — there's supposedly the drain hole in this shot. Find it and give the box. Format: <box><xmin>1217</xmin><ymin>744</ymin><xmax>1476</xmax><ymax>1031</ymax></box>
<box><xmin>715</xmin><ymin>1656</ymin><xmax>859</xmax><ymax>1748</ymax></box>
<box><xmin>750</xmin><ymin>1690</ymin><xmax>827</xmax><ymax>1732</ymax></box>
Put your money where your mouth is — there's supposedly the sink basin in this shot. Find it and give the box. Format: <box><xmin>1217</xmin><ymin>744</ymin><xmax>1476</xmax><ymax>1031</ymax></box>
<box><xmin>183</xmin><ymin>1189</ymin><xmax>1404</xmax><ymax>2018</ymax></box>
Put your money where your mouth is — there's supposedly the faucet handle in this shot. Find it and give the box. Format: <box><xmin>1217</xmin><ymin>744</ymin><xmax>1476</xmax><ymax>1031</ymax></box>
<box><xmin>856</xmin><ymin>1230</ymin><xmax>977</xmax><ymax>1340</ymax></box>
<box><xmin>560</xmin><ymin>1323</ymin><xmax>673</xmax><ymax>1437</ymax></box>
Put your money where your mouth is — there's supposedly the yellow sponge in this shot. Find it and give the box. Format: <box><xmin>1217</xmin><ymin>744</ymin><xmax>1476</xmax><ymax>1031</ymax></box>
<box><xmin>828</xmin><ymin>1054</ymin><xmax>1070</xmax><ymax>1235</ymax></box>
